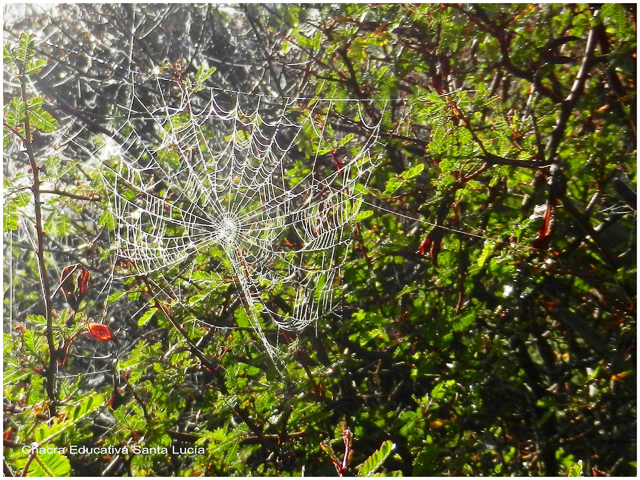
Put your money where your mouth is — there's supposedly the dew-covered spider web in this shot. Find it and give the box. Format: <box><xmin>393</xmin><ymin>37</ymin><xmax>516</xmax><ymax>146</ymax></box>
<box><xmin>97</xmin><ymin>75</ymin><xmax>384</xmax><ymax>361</ymax></box>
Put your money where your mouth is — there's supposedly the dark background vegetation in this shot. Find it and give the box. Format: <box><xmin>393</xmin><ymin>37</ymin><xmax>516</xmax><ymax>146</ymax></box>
<box><xmin>3</xmin><ymin>4</ymin><xmax>636</xmax><ymax>476</ymax></box>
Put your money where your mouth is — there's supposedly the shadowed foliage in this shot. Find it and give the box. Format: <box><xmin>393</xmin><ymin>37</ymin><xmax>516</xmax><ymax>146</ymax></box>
<box><xmin>3</xmin><ymin>4</ymin><xmax>635</xmax><ymax>476</ymax></box>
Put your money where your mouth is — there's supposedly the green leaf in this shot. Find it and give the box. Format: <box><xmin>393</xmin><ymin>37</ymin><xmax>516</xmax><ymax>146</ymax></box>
<box><xmin>337</xmin><ymin>133</ymin><xmax>355</xmax><ymax>148</ymax></box>
<box><xmin>6</xmin><ymin>97</ymin><xmax>26</xmax><ymax>130</ymax></box>
<box><xmin>430</xmin><ymin>380</ymin><xmax>455</xmax><ymax>401</ymax></box>
<box><xmin>67</xmin><ymin>394</ymin><xmax>105</xmax><ymax>422</ymax></box>
<box><xmin>15</xmin><ymin>191</ymin><xmax>31</xmax><ymax>207</ymax></box>
<box><xmin>16</xmin><ymin>33</ymin><xmax>35</xmax><ymax>65</ymax></box>
<box><xmin>477</xmin><ymin>240</ymin><xmax>495</xmax><ymax>267</ymax></box>
<box><xmin>34</xmin><ymin>394</ymin><xmax>105</xmax><ymax>443</ymax></box>
<box><xmin>383</xmin><ymin>177</ymin><xmax>404</xmax><ymax>196</ymax></box>
<box><xmin>98</xmin><ymin>209</ymin><xmax>117</xmax><ymax>231</ymax></box>
<box><xmin>25</xmin><ymin>59</ymin><xmax>47</xmax><ymax>75</ymax></box>
<box><xmin>45</xmin><ymin>156</ymin><xmax>62</xmax><ymax>178</ymax></box>
<box><xmin>3</xmin><ymin>201</ymin><xmax>19</xmax><ymax>232</ymax></box>
<box><xmin>138</xmin><ymin>307</ymin><xmax>157</xmax><ymax>327</ymax></box>
<box><xmin>452</xmin><ymin>310</ymin><xmax>476</xmax><ymax>332</ymax></box>
<box><xmin>357</xmin><ymin>440</ymin><xmax>395</xmax><ymax>477</ymax></box>
<box><xmin>106</xmin><ymin>291</ymin><xmax>125</xmax><ymax>305</ymax></box>
<box><xmin>3</xmin><ymin>44</ymin><xmax>13</xmax><ymax>62</ymax></box>
<box><xmin>4</xmin><ymin>127</ymin><xmax>12</xmax><ymax>148</ymax></box>
<box><xmin>567</xmin><ymin>460</ymin><xmax>583</xmax><ymax>477</ymax></box>
<box><xmin>235</xmin><ymin>308</ymin><xmax>252</xmax><ymax>329</ymax></box>
<box><xmin>401</xmin><ymin>163</ymin><xmax>425</xmax><ymax>180</ymax></box>
<box><xmin>600</xmin><ymin>4</ymin><xmax>632</xmax><ymax>37</ymax></box>
<box><xmin>27</xmin><ymin>451</ymin><xmax>70</xmax><ymax>477</ymax></box>
<box><xmin>27</xmin><ymin>98</ymin><xmax>58</xmax><ymax>133</ymax></box>
<box><xmin>195</xmin><ymin>65</ymin><xmax>217</xmax><ymax>85</ymax></box>
<box><xmin>413</xmin><ymin>443</ymin><xmax>440</xmax><ymax>476</ymax></box>
<box><xmin>45</xmin><ymin>210</ymin><xmax>71</xmax><ymax>237</ymax></box>
<box><xmin>23</xmin><ymin>329</ymin><xmax>47</xmax><ymax>357</ymax></box>
<box><xmin>356</xmin><ymin>210</ymin><xmax>374</xmax><ymax>221</ymax></box>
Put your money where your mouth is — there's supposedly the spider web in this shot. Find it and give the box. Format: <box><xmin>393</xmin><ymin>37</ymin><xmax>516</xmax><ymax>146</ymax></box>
<box><xmin>98</xmin><ymin>77</ymin><xmax>384</xmax><ymax>361</ymax></box>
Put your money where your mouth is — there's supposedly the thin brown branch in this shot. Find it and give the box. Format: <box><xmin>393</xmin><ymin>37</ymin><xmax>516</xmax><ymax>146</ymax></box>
<box><xmin>544</xmin><ymin>24</ymin><xmax>599</xmax><ymax>162</ymax></box>
<box><xmin>466</xmin><ymin>5</ymin><xmax>563</xmax><ymax>103</ymax></box>
<box><xmin>243</xmin><ymin>6</ymin><xmax>285</xmax><ymax>97</ymax></box>
<box><xmin>4</xmin><ymin>460</ymin><xmax>15</xmax><ymax>477</ymax></box>
<box><xmin>241</xmin><ymin>430</ymin><xmax>308</xmax><ymax>444</ymax></box>
<box><xmin>139</xmin><ymin>277</ymin><xmax>273</xmax><ymax>451</ymax></box>
<box><xmin>559</xmin><ymin>195</ymin><xmax>618</xmax><ymax>271</ymax></box>
<box><xmin>40</xmin><ymin>188</ymin><xmax>101</xmax><ymax>201</ymax></box>
<box><xmin>336</xmin><ymin>45</ymin><xmax>382</xmax><ymax>124</ymax></box>
<box><xmin>140</xmin><ymin>276</ymin><xmax>219</xmax><ymax>373</ymax></box>
<box><xmin>124</xmin><ymin>380</ymin><xmax>152</xmax><ymax>423</ymax></box>
<box><xmin>481</xmin><ymin>153</ymin><xmax>552</xmax><ymax>169</ymax></box>
<box><xmin>19</xmin><ymin>65</ymin><xmax>58</xmax><ymax>418</ymax></box>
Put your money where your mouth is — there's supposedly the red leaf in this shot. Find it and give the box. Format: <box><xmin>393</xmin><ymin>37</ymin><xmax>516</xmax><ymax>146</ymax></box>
<box><xmin>108</xmin><ymin>387</ymin><xmax>127</xmax><ymax>410</ymax></box>
<box><xmin>60</xmin><ymin>265</ymin><xmax>91</xmax><ymax>310</ymax></box>
<box><xmin>77</xmin><ymin>268</ymin><xmax>91</xmax><ymax>299</ymax></box>
<box><xmin>60</xmin><ymin>266</ymin><xmax>77</xmax><ymax>298</ymax></box>
<box><xmin>418</xmin><ymin>234</ymin><xmax>431</xmax><ymax>256</ymax></box>
<box><xmin>419</xmin><ymin>227</ymin><xmax>444</xmax><ymax>266</ymax></box>
<box><xmin>88</xmin><ymin>323</ymin><xmax>112</xmax><ymax>342</ymax></box>
<box><xmin>533</xmin><ymin>203</ymin><xmax>554</xmax><ymax>249</ymax></box>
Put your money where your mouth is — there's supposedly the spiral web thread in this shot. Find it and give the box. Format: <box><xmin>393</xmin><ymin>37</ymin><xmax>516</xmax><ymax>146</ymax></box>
<box><xmin>98</xmin><ymin>77</ymin><xmax>384</xmax><ymax>361</ymax></box>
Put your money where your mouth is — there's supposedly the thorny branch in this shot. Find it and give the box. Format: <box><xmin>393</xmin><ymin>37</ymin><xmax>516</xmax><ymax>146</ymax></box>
<box><xmin>19</xmin><ymin>65</ymin><xmax>58</xmax><ymax>418</ymax></box>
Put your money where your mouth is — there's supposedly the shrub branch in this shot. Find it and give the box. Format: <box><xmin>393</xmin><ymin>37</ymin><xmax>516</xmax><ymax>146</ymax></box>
<box><xmin>19</xmin><ymin>65</ymin><xmax>58</xmax><ymax>417</ymax></box>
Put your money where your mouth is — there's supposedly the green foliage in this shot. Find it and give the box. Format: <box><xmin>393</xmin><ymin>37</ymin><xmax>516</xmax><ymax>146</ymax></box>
<box><xmin>26</xmin><ymin>98</ymin><xmax>58</xmax><ymax>133</ymax></box>
<box><xmin>4</xmin><ymin>79</ymin><xmax>57</xmax><ymax>142</ymax></box>
<box><xmin>194</xmin><ymin>65</ymin><xmax>217</xmax><ymax>91</ymax></box>
<box><xmin>11</xmin><ymin>449</ymin><xmax>71</xmax><ymax>477</ymax></box>
<box><xmin>4</xmin><ymin>5</ymin><xmax>636</xmax><ymax>477</ymax></box>
<box><xmin>567</xmin><ymin>459</ymin><xmax>584</xmax><ymax>477</ymax></box>
<box><xmin>357</xmin><ymin>440</ymin><xmax>398</xmax><ymax>477</ymax></box>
